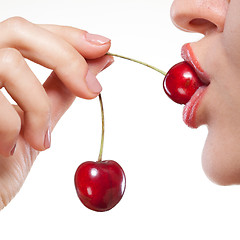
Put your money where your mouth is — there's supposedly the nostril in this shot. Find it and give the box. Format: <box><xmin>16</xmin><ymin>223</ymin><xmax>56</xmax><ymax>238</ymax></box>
<box><xmin>189</xmin><ymin>18</ymin><xmax>217</xmax><ymax>33</ymax></box>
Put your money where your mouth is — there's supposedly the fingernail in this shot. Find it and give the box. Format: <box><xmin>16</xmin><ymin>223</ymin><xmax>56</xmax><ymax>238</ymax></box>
<box><xmin>86</xmin><ymin>70</ymin><xmax>102</xmax><ymax>93</ymax></box>
<box><xmin>85</xmin><ymin>32</ymin><xmax>110</xmax><ymax>45</ymax></box>
<box><xmin>10</xmin><ymin>144</ymin><xmax>16</xmax><ymax>156</ymax></box>
<box><xmin>101</xmin><ymin>57</ymin><xmax>114</xmax><ymax>72</ymax></box>
<box><xmin>44</xmin><ymin>129</ymin><xmax>51</xmax><ymax>149</ymax></box>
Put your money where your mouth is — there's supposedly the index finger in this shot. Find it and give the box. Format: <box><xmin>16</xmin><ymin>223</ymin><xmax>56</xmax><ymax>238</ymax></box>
<box><xmin>0</xmin><ymin>17</ymin><xmax>106</xmax><ymax>99</ymax></box>
<box><xmin>38</xmin><ymin>24</ymin><xmax>111</xmax><ymax>59</ymax></box>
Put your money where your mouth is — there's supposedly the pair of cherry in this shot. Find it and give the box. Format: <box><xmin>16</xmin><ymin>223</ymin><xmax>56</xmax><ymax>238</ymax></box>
<box><xmin>74</xmin><ymin>54</ymin><xmax>204</xmax><ymax>212</ymax></box>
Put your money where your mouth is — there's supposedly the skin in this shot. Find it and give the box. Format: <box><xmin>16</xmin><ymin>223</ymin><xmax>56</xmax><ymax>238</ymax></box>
<box><xmin>2</xmin><ymin>0</ymin><xmax>239</xmax><ymax>208</ymax></box>
<box><xmin>170</xmin><ymin>0</ymin><xmax>240</xmax><ymax>185</ymax></box>
<box><xmin>0</xmin><ymin>17</ymin><xmax>113</xmax><ymax>209</ymax></box>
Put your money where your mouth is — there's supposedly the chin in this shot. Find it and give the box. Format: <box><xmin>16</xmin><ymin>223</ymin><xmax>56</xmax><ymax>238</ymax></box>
<box><xmin>201</xmin><ymin>131</ymin><xmax>240</xmax><ymax>186</ymax></box>
<box><xmin>202</xmin><ymin>160</ymin><xmax>240</xmax><ymax>186</ymax></box>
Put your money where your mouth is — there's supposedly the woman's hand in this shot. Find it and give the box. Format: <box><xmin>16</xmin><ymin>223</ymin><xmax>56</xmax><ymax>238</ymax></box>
<box><xmin>0</xmin><ymin>17</ymin><xmax>113</xmax><ymax>209</ymax></box>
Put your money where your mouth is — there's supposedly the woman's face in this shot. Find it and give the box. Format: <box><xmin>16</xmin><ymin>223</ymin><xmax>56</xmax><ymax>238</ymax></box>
<box><xmin>170</xmin><ymin>0</ymin><xmax>240</xmax><ymax>185</ymax></box>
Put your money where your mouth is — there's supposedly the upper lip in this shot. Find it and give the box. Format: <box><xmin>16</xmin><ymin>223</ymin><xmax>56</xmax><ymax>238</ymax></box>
<box><xmin>181</xmin><ymin>43</ymin><xmax>210</xmax><ymax>86</ymax></box>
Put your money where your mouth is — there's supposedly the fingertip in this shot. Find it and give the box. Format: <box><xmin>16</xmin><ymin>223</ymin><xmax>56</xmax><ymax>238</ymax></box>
<box><xmin>80</xmin><ymin>31</ymin><xmax>111</xmax><ymax>59</ymax></box>
<box><xmin>85</xmin><ymin>32</ymin><xmax>111</xmax><ymax>46</ymax></box>
<box><xmin>24</xmin><ymin>130</ymin><xmax>50</xmax><ymax>152</ymax></box>
<box><xmin>80</xmin><ymin>55</ymin><xmax>115</xmax><ymax>99</ymax></box>
<box><xmin>86</xmin><ymin>70</ymin><xmax>102</xmax><ymax>94</ymax></box>
<box><xmin>44</xmin><ymin>128</ymin><xmax>51</xmax><ymax>149</ymax></box>
<box><xmin>101</xmin><ymin>55</ymin><xmax>114</xmax><ymax>71</ymax></box>
<box><xmin>23</xmin><ymin>110</ymin><xmax>51</xmax><ymax>152</ymax></box>
<box><xmin>87</xmin><ymin>54</ymin><xmax>114</xmax><ymax>76</ymax></box>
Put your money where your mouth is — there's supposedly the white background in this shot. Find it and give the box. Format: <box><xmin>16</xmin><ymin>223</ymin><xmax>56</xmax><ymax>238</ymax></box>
<box><xmin>0</xmin><ymin>0</ymin><xmax>240</xmax><ymax>240</ymax></box>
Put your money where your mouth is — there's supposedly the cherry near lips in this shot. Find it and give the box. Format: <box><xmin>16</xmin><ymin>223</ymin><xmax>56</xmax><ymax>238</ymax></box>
<box><xmin>75</xmin><ymin>50</ymin><xmax>209</xmax><ymax>212</ymax></box>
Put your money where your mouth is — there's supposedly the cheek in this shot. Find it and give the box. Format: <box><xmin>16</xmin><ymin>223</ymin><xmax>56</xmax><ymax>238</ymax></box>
<box><xmin>222</xmin><ymin>0</ymin><xmax>240</xmax><ymax>64</ymax></box>
<box><xmin>202</xmin><ymin>125</ymin><xmax>240</xmax><ymax>186</ymax></box>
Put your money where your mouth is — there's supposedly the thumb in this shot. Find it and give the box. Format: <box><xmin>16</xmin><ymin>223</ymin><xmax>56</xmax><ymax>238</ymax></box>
<box><xmin>43</xmin><ymin>55</ymin><xmax>114</xmax><ymax>130</ymax></box>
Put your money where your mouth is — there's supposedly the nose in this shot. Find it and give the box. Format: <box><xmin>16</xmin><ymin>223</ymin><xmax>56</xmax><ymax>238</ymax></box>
<box><xmin>170</xmin><ymin>0</ymin><xmax>229</xmax><ymax>35</ymax></box>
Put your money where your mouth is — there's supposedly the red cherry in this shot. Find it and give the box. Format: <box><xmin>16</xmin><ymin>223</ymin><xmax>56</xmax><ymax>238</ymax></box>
<box><xmin>163</xmin><ymin>61</ymin><xmax>204</xmax><ymax>104</ymax></box>
<box><xmin>75</xmin><ymin>160</ymin><xmax>126</xmax><ymax>212</ymax></box>
<box><xmin>106</xmin><ymin>53</ymin><xmax>204</xmax><ymax>105</ymax></box>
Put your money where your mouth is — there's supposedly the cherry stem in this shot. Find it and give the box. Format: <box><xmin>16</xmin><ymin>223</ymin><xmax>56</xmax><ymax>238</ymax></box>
<box><xmin>98</xmin><ymin>93</ymin><xmax>104</xmax><ymax>162</ymax></box>
<box><xmin>106</xmin><ymin>52</ymin><xmax>166</xmax><ymax>76</ymax></box>
<box><xmin>97</xmin><ymin>53</ymin><xmax>165</xmax><ymax>162</ymax></box>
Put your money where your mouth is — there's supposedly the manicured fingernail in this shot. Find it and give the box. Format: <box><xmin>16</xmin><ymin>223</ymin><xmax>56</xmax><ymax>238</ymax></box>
<box><xmin>86</xmin><ymin>70</ymin><xmax>102</xmax><ymax>93</ymax></box>
<box><xmin>85</xmin><ymin>32</ymin><xmax>110</xmax><ymax>45</ymax></box>
<box><xmin>101</xmin><ymin>57</ymin><xmax>114</xmax><ymax>72</ymax></box>
<box><xmin>44</xmin><ymin>129</ymin><xmax>51</xmax><ymax>149</ymax></box>
<box><xmin>10</xmin><ymin>144</ymin><xmax>16</xmax><ymax>156</ymax></box>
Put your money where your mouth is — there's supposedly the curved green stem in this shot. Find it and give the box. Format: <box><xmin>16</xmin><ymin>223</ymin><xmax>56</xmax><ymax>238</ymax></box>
<box><xmin>106</xmin><ymin>52</ymin><xmax>166</xmax><ymax>76</ymax></box>
<box><xmin>97</xmin><ymin>93</ymin><xmax>104</xmax><ymax>162</ymax></box>
<box><xmin>97</xmin><ymin>53</ymin><xmax>165</xmax><ymax>161</ymax></box>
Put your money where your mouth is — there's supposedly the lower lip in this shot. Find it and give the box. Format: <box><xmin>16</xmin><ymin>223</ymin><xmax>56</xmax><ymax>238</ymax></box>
<box><xmin>183</xmin><ymin>86</ymin><xmax>207</xmax><ymax>128</ymax></box>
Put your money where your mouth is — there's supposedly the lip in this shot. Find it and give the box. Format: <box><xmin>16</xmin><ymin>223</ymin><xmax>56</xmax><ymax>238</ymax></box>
<box><xmin>181</xmin><ymin>43</ymin><xmax>209</xmax><ymax>128</ymax></box>
<box><xmin>181</xmin><ymin>43</ymin><xmax>210</xmax><ymax>85</ymax></box>
<box><xmin>183</xmin><ymin>86</ymin><xmax>207</xmax><ymax>128</ymax></box>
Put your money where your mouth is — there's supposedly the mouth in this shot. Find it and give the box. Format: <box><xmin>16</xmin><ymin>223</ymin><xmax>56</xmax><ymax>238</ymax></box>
<box><xmin>181</xmin><ymin>43</ymin><xmax>209</xmax><ymax>128</ymax></box>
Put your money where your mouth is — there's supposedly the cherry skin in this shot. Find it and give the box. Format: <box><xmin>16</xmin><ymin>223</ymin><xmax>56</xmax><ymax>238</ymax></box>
<box><xmin>74</xmin><ymin>160</ymin><xmax>126</xmax><ymax>212</ymax></box>
<box><xmin>163</xmin><ymin>61</ymin><xmax>204</xmax><ymax>104</ymax></box>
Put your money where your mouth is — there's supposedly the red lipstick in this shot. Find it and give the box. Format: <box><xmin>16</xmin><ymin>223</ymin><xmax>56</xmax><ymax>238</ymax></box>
<box><xmin>181</xmin><ymin>43</ymin><xmax>209</xmax><ymax>128</ymax></box>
